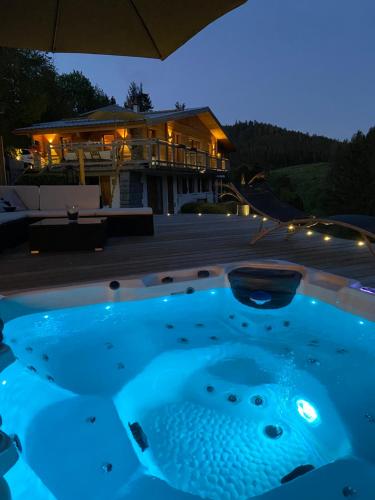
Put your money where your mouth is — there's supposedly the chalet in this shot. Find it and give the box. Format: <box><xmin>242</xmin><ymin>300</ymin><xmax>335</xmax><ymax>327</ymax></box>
<box><xmin>14</xmin><ymin>105</ymin><xmax>234</xmax><ymax>214</ymax></box>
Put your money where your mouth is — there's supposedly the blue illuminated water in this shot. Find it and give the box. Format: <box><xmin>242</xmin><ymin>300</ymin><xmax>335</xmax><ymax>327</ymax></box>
<box><xmin>1</xmin><ymin>288</ymin><xmax>375</xmax><ymax>499</ymax></box>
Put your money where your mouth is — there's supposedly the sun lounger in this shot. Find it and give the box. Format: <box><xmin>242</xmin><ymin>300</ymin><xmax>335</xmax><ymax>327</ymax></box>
<box><xmin>226</xmin><ymin>181</ymin><xmax>375</xmax><ymax>255</ymax></box>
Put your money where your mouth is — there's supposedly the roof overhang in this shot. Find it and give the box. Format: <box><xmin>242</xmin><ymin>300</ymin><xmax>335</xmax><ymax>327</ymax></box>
<box><xmin>13</xmin><ymin>107</ymin><xmax>235</xmax><ymax>152</ymax></box>
<box><xmin>197</xmin><ymin>111</ymin><xmax>235</xmax><ymax>152</ymax></box>
<box><xmin>13</xmin><ymin>119</ymin><xmax>144</xmax><ymax>136</ymax></box>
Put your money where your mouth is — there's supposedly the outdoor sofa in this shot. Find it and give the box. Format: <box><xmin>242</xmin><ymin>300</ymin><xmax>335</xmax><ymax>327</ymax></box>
<box><xmin>0</xmin><ymin>185</ymin><xmax>154</xmax><ymax>251</ymax></box>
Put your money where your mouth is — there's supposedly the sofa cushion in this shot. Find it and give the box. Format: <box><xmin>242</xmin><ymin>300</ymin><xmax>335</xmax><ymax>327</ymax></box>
<box><xmin>0</xmin><ymin>189</ymin><xmax>27</xmax><ymax>211</ymax></box>
<box><xmin>0</xmin><ymin>198</ymin><xmax>10</xmax><ymax>212</ymax></box>
<box><xmin>0</xmin><ymin>186</ymin><xmax>39</xmax><ymax>210</ymax></box>
<box><xmin>94</xmin><ymin>207</ymin><xmax>153</xmax><ymax>216</ymax></box>
<box><xmin>0</xmin><ymin>211</ymin><xmax>28</xmax><ymax>224</ymax></box>
<box><xmin>39</xmin><ymin>185</ymin><xmax>100</xmax><ymax>210</ymax></box>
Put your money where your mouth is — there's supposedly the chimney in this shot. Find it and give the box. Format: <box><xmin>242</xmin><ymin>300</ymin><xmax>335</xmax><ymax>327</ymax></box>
<box><xmin>133</xmin><ymin>104</ymin><xmax>139</xmax><ymax>113</ymax></box>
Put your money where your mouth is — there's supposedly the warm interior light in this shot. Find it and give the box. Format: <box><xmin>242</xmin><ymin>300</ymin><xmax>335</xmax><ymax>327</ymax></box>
<box><xmin>44</xmin><ymin>134</ymin><xmax>56</xmax><ymax>144</ymax></box>
<box><xmin>167</xmin><ymin>125</ymin><xmax>173</xmax><ymax>143</ymax></box>
<box><xmin>116</xmin><ymin>128</ymin><xmax>127</xmax><ymax>139</ymax></box>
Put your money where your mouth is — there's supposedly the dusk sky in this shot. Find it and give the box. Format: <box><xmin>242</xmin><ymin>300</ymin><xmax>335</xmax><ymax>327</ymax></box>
<box><xmin>54</xmin><ymin>0</ymin><xmax>375</xmax><ymax>140</ymax></box>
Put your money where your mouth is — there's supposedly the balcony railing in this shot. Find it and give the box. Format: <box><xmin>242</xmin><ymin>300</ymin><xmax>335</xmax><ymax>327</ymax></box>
<box><xmin>44</xmin><ymin>139</ymin><xmax>229</xmax><ymax>172</ymax></box>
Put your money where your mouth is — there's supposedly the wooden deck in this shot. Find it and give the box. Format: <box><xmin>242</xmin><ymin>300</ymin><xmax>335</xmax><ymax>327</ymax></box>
<box><xmin>0</xmin><ymin>215</ymin><xmax>374</xmax><ymax>294</ymax></box>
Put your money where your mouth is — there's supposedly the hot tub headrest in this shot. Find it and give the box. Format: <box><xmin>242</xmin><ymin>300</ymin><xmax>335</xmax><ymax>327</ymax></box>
<box><xmin>228</xmin><ymin>267</ymin><xmax>302</xmax><ymax>309</ymax></box>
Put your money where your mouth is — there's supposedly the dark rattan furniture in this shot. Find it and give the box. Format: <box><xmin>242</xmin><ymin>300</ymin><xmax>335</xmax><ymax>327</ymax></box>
<box><xmin>29</xmin><ymin>218</ymin><xmax>107</xmax><ymax>253</ymax></box>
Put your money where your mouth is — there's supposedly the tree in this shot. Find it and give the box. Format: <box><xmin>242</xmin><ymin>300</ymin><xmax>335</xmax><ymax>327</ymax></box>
<box><xmin>326</xmin><ymin>129</ymin><xmax>375</xmax><ymax>215</ymax></box>
<box><xmin>0</xmin><ymin>48</ymin><xmax>57</xmax><ymax>145</ymax></box>
<box><xmin>175</xmin><ymin>101</ymin><xmax>186</xmax><ymax>111</ymax></box>
<box><xmin>0</xmin><ymin>50</ymin><xmax>112</xmax><ymax>147</ymax></box>
<box><xmin>53</xmin><ymin>70</ymin><xmax>111</xmax><ymax>117</ymax></box>
<box><xmin>224</xmin><ymin>120</ymin><xmax>338</xmax><ymax>177</ymax></box>
<box><xmin>124</xmin><ymin>81</ymin><xmax>153</xmax><ymax>111</ymax></box>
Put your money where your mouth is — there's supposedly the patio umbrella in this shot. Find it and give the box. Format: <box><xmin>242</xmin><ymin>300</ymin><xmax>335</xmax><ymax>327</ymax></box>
<box><xmin>0</xmin><ymin>0</ymin><xmax>247</xmax><ymax>59</ymax></box>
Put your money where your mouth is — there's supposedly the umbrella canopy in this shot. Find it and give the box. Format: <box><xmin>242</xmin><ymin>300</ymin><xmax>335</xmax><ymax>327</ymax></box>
<box><xmin>0</xmin><ymin>0</ymin><xmax>247</xmax><ymax>59</ymax></box>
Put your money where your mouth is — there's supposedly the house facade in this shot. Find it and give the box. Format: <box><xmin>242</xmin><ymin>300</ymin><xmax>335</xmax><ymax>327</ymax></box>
<box><xmin>14</xmin><ymin>105</ymin><xmax>234</xmax><ymax>214</ymax></box>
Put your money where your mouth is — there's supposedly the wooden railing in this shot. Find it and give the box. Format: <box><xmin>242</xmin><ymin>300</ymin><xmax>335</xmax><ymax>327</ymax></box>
<box><xmin>45</xmin><ymin>139</ymin><xmax>229</xmax><ymax>172</ymax></box>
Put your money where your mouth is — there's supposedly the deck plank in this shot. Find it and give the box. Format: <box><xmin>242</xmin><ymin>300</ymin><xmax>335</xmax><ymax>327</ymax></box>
<box><xmin>0</xmin><ymin>214</ymin><xmax>374</xmax><ymax>294</ymax></box>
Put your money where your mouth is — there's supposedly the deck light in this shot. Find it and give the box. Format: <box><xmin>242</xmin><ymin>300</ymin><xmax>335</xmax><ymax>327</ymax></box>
<box><xmin>323</xmin><ymin>235</ymin><xmax>331</xmax><ymax>241</ymax></box>
<box><xmin>288</xmin><ymin>224</ymin><xmax>295</xmax><ymax>231</ymax></box>
<box><xmin>167</xmin><ymin>213</ymin><xmax>171</xmax><ymax>216</ymax></box>
<box><xmin>357</xmin><ymin>241</ymin><xmax>365</xmax><ymax>247</ymax></box>
<box><xmin>306</xmin><ymin>230</ymin><xmax>313</xmax><ymax>236</ymax></box>
<box><xmin>198</xmin><ymin>213</ymin><xmax>202</xmax><ymax>216</ymax></box>
<box><xmin>226</xmin><ymin>213</ymin><xmax>231</xmax><ymax>217</ymax></box>
<box><xmin>262</xmin><ymin>217</ymin><xmax>268</xmax><ymax>222</ymax></box>
<box><xmin>296</xmin><ymin>399</ymin><xmax>319</xmax><ymax>424</ymax></box>
<box><xmin>252</xmin><ymin>214</ymin><xmax>257</xmax><ymax>219</ymax></box>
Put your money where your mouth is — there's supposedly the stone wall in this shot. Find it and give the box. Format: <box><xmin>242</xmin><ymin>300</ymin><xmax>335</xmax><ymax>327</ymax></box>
<box><xmin>119</xmin><ymin>171</ymin><xmax>143</xmax><ymax>207</ymax></box>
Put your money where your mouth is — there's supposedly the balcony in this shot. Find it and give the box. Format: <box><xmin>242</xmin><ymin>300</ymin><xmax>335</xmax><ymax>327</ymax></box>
<box><xmin>42</xmin><ymin>139</ymin><xmax>229</xmax><ymax>173</ymax></box>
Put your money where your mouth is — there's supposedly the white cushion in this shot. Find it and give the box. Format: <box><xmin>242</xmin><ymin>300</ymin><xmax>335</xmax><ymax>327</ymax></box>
<box><xmin>0</xmin><ymin>186</ymin><xmax>39</xmax><ymax>210</ymax></box>
<box><xmin>39</xmin><ymin>185</ymin><xmax>100</xmax><ymax>210</ymax></box>
<box><xmin>64</xmin><ymin>152</ymin><xmax>77</xmax><ymax>161</ymax></box>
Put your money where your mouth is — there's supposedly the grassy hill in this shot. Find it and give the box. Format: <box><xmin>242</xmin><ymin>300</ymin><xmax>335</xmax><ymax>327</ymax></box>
<box><xmin>268</xmin><ymin>162</ymin><xmax>331</xmax><ymax>216</ymax></box>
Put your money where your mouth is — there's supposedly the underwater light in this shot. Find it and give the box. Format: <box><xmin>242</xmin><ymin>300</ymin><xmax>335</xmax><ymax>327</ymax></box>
<box><xmin>1</xmin><ymin>380</ymin><xmax>7</xmax><ymax>385</ymax></box>
<box><xmin>297</xmin><ymin>399</ymin><xmax>319</xmax><ymax>424</ymax></box>
<box><xmin>43</xmin><ymin>314</ymin><xmax>49</xmax><ymax>319</ymax></box>
<box><xmin>162</xmin><ymin>298</ymin><xmax>169</xmax><ymax>303</ymax></box>
<box><xmin>359</xmin><ymin>320</ymin><xmax>364</xmax><ymax>325</ymax></box>
<box><xmin>210</xmin><ymin>290</ymin><xmax>216</xmax><ymax>295</ymax></box>
<box><xmin>105</xmin><ymin>305</ymin><xmax>111</xmax><ymax>310</ymax></box>
<box><xmin>310</xmin><ymin>300</ymin><xmax>317</xmax><ymax>305</ymax></box>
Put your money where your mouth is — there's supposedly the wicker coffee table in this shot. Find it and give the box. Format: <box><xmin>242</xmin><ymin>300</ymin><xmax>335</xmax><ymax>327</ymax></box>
<box><xmin>29</xmin><ymin>218</ymin><xmax>107</xmax><ymax>254</ymax></box>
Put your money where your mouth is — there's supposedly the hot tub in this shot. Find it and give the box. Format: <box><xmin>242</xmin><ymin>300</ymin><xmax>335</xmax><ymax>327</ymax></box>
<box><xmin>0</xmin><ymin>260</ymin><xmax>374</xmax><ymax>500</ymax></box>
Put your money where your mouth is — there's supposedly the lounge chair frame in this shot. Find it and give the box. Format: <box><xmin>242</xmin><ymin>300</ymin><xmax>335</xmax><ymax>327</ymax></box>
<box><xmin>250</xmin><ymin>217</ymin><xmax>375</xmax><ymax>256</ymax></box>
<box><xmin>223</xmin><ymin>183</ymin><xmax>375</xmax><ymax>256</ymax></box>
